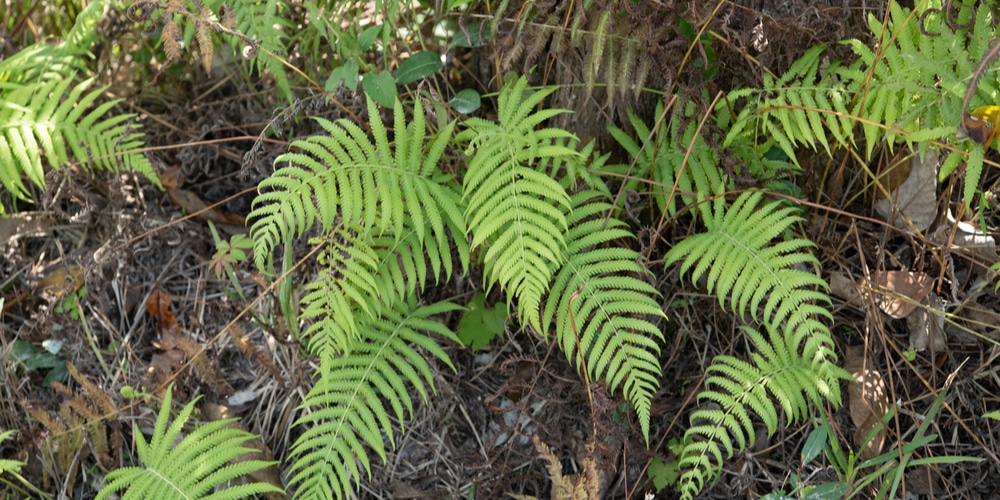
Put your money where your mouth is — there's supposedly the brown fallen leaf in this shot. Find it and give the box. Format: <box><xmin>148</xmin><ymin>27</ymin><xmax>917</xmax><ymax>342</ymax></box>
<box><xmin>159</xmin><ymin>164</ymin><xmax>245</xmax><ymax>226</ymax></box>
<box><xmin>875</xmin><ymin>148</ymin><xmax>938</xmax><ymax>232</ymax></box>
<box><xmin>866</xmin><ymin>270</ymin><xmax>934</xmax><ymax>319</ymax></box>
<box><xmin>907</xmin><ymin>294</ymin><xmax>947</xmax><ymax>352</ymax></box>
<box><xmin>201</xmin><ymin>402</ymin><xmax>286</xmax><ymax>499</ymax></box>
<box><xmin>843</xmin><ymin>345</ymin><xmax>891</xmax><ymax>463</ymax></box>
<box><xmin>145</xmin><ymin>289</ymin><xmax>232</xmax><ymax>396</ymax></box>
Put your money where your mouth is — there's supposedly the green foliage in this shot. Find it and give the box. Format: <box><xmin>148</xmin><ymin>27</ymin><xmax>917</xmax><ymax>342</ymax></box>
<box><xmin>664</xmin><ymin>192</ymin><xmax>849</xmax><ymax>499</ymax></box>
<box><xmin>544</xmin><ymin>190</ymin><xmax>665</xmax><ymax>442</ymax></box>
<box><xmin>248</xmin><ymin>76</ymin><xmax>668</xmax><ymax>497</ymax></box>
<box><xmin>288</xmin><ymin>299</ymin><xmax>461</xmax><ymax>499</ymax></box>
<box><xmin>457</xmin><ymin>293</ymin><xmax>507</xmax><ymax>350</ymax></box>
<box><xmin>608</xmin><ymin>100</ymin><xmax>726</xmax><ymax>216</ymax></box>
<box><xmin>0</xmin><ymin>74</ymin><xmax>156</xmax><ymax>208</ymax></box>
<box><xmin>0</xmin><ymin>1</ymin><xmax>157</xmax><ymax>211</ymax></box>
<box><xmin>0</xmin><ymin>430</ymin><xmax>25</xmax><ymax>476</ymax></box>
<box><xmin>96</xmin><ymin>385</ymin><xmax>283</xmax><ymax>500</ymax></box>
<box><xmin>457</xmin><ymin>77</ymin><xmax>577</xmax><ymax>333</ymax></box>
<box><xmin>721</xmin><ymin>0</ymin><xmax>999</xmax><ymax>207</ymax></box>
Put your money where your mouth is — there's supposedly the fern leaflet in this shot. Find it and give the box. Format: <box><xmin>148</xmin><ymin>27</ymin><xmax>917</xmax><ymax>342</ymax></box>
<box><xmin>288</xmin><ymin>298</ymin><xmax>461</xmax><ymax>500</ymax></box>
<box><xmin>96</xmin><ymin>385</ymin><xmax>282</xmax><ymax>500</ymax></box>
<box><xmin>457</xmin><ymin>76</ymin><xmax>577</xmax><ymax>333</ymax></box>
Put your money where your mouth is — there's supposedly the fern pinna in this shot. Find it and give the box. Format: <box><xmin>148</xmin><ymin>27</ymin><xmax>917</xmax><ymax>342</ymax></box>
<box><xmin>96</xmin><ymin>385</ymin><xmax>282</xmax><ymax>500</ymax></box>
<box><xmin>456</xmin><ymin>76</ymin><xmax>577</xmax><ymax>334</ymax></box>
<box><xmin>665</xmin><ymin>192</ymin><xmax>849</xmax><ymax>499</ymax></box>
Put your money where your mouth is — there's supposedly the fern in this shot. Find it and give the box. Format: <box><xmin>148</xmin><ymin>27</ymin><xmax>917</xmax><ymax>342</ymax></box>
<box><xmin>250</xmin><ymin>96</ymin><xmax>463</xmax><ymax>272</ymax></box>
<box><xmin>664</xmin><ymin>192</ymin><xmax>849</xmax><ymax>499</ymax></box>
<box><xmin>0</xmin><ymin>75</ymin><xmax>156</xmax><ymax>207</ymax></box>
<box><xmin>287</xmin><ymin>299</ymin><xmax>461</xmax><ymax>500</ymax></box>
<box><xmin>723</xmin><ymin>1</ymin><xmax>999</xmax><ymax>206</ymax></box>
<box><xmin>721</xmin><ymin>44</ymin><xmax>854</xmax><ymax>166</ymax></box>
<box><xmin>608</xmin><ymin>100</ymin><xmax>726</xmax><ymax>216</ymax></box>
<box><xmin>543</xmin><ymin>189</ymin><xmax>665</xmax><ymax>443</ymax></box>
<box><xmin>96</xmin><ymin>385</ymin><xmax>282</xmax><ymax>500</ymax></box>
<box><xmin>456</xmin><ymin>76</ymin><xmax>577</xmax><ymax>333</ymax></box>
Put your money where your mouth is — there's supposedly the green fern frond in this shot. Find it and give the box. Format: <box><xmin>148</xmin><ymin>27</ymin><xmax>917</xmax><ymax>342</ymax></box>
<box><xmin>543</xmin><ymin>190</ymin><xmax>665</xmax><ymax>443</ymax></box>
<box><xmin>288</xmin><ymin>298</ymin><xmax>461</xmax><ymax>500</ymax></box>
<box><xmin>664</xmin><ymin>192</ymin><xmax>849</xmax><ymax>499</ymax></box>
<box><xmin>722</xmin><ymin>45</ymin><xmax>855</xmax><ymax>165</ymax></box>
<box><xmin>676</xmin><ymin>325</ymin><xmax>846</xmax><ymax>500</ymax></box>
<box><xmin>233</xmin><ymin>0</ymin><xmax>295</xmax><ymax>103</ymax></box>
<box><xmin>457</xmin><ymin>76</ymin><xmax>577</xmax><ymax>333</ymax></box>
<box><xmin>0</xmin><ymin>76</ymin><xmax>156</xmax><ymax>206</ymax></box>
<box><xmin>608</xmin><ymin>100</ymin><xmax>725</xmax><ymax>216</ymax></box>
<box><xmin>665</xmin><ymin>192</ymin><xmax>831</xmax><ymax>336</ymax></box>
<box><xmin>249</xmin><ymin>96</ymin><xmax>464</xmax><ymax>272</ymax></box>
<box><xmin>0</xmin><ymin>430</ymin><xmax>25</xmax><ymax>476</ymax></box>
<box><xmin>96</xmin><ymin>386</ymin><xmax>282</xmax><ymax>500</ymax></box>
<box><xmin>301</xmin><ymin>226</ymin><xmax>383</xmax><ymax>352</ymax></box>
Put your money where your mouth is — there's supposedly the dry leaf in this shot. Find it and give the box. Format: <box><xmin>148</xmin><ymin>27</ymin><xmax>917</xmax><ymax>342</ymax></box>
<box><xmin>843</xmin><ymin>345</ymin><xmax>890</xmax><ymax>463</ymax></box>
<box><xmin>866</xmin><ymin>270</ymin><xmax>934</xmax><ymax>319</ymax></box>
<box><xmin>829</xmin><ymin>272</ymin><xmax>859</xmax><ymax>302</ymax></box>
<box><xmin>875</xmin><ymin>148</ymin><xmax>938</xmax><ymax>232</ymax></box>
<box><xmin>36</xmin><ymin>264</ymin><xmax>84</xmax><ymax>300</ymax></box>
<box><xmin>159</xmin><ymin>164</ymin><xmax>246</xmax><ymax>226</ymax></box>
<box><xmin>907</xmin><ymin>294</ymin><xmax>947</xmax><ymax>352</ymax></box>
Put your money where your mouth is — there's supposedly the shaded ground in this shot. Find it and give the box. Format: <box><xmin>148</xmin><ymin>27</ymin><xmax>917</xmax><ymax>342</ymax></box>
<box><xmin>4</xmin><ymin>0</ymin><xmax>1000</xmax><ymax>498</ymax></box>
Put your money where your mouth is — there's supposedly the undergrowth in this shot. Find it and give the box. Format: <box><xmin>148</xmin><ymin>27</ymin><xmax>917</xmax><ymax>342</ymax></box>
<box><xmin>2</xmin><ymin>0</ymin><xmax>999</xmax><ymax>498</ymax></box>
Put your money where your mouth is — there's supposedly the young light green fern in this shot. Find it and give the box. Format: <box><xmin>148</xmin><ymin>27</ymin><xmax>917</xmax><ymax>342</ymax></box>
<box><xmin>96</xmin><ymin>385</ymin><xmax>282</xmax><ymax>500</ymax></box>
<box><xmin>456</xmin><ymin>77</ymin><xmax>578</xmax><ymax>334</ymax></box>
<box><xmin>664</xmin><ymin>192</ymin><xmax>849</xmax><ymax>499</ymax></box>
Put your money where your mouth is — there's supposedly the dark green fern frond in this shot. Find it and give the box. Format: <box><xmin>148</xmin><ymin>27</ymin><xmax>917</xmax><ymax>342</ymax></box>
<box><xmin>0</xmin><ymin>76</ymin><xmax>156</xmax><ymax>206</ymax></box>
<box><xmin>457</xmin><ymin>76</ymin><xmax>577</xmax><ymax>333</ymax></box>
<box><xmin>543</xmin><ymin>190</ymin><xmax>665</xmax><ymax>443</ymax></box>
<box><xmin>665</xmin><ymin>192</ymin><xmax>831</xmax><ymax>336</ymax></box>
<box><xmin>231</xmin><ymin>0</ymin><xmax>295</xmax><ymax>104</ymax></box>
<box><xmin>722</xmin><ymin>44</ymin><xmax>854</xmax><ymax>165</ymax></box>
<box><xmin>249</xmin><ymin>96</ymin><xmax>463</xmax><ymax>272</ymax></box>
<box><xmin>96</xmin><ymin>385</ymin><xmax>282</xmax><ymax>500</ymax></box>
<box><xmin>608</xmin><ymin>100</ymin><xmax>725</xmax><ymax>216</ymax></box>
<box><xmin>676</xmin><ymin>325</ymin><xmax>845</xmax><ymax>500</ymax></box>
<box><xmin>288</xmin><ymin>298</ymin><xmax>461</xmax><ymax>500</ymax></box>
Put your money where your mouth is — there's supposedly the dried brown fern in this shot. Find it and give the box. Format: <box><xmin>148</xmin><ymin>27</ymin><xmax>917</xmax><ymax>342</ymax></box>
<box><xmin>226</xmin><ymin>323</ymin><xmax>284</xmax><ymax>383</ymax></box>
<box><xmin>126</xmin><ymin>0</ymin><xmax>256</xmax><ymax>82</ymax></box>
<box><xmin>23</xmin><ymin>363</ymin><xmax>122</xmax><ymax>493</ymax></box>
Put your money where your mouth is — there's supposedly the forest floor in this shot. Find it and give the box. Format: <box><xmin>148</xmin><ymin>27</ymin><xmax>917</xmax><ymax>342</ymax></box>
<box><xmin>4</xmin><ymin>0</ymin><xmax>1000</xmax><ymax>498</ymax></box>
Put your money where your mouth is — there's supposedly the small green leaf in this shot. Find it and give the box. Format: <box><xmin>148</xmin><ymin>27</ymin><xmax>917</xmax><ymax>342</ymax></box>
<box><xmin>983</xmin><ymin>410</ymin><xmax>1000</xmax><ymax>421</ymax></box>
<box><xmin>394</xmin><ymin>51</ymin><xmax>443</xmax><ymax>85</ymax></box>
<box><xmin>450</xmin><ymin>88</ymin><xmax>481</xmax><ymax>114</ymax></box>
<box><xmin>647</xmin><ymin>457</ymin><xmax>680</xmax><ymax>491</ymax></box>
<box><xmin>802</xmin><ymin>482</ymin><xmax>850</xmax><ymax>500</ymax></box>
<box><xmin>326</xmin><ymin>60</ymin><xmax>359</xmax><ymax>93</ymax></box>
<box><xmin>358</xmin><ymin>25</ymin><xmax>381</xmax><ymax>50</ymax></box>
<box><xmin>457</xmin><ymin>294</ymin><xmax>506</xmax><ymax>350</ymax></box>
<box><xmin>450</xmin><ymin>22</ymin><xmax>492</xmax><ymax>48</ymax></box>
<box><xmin>362</xmin><ymin>71</ymin><xmax>397</xmax><ymax>108</ymax></box>
<box><xmin>801</xmin><ymin>425</ymin><xmax>827</xmax><ymax>465</ymax></box>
